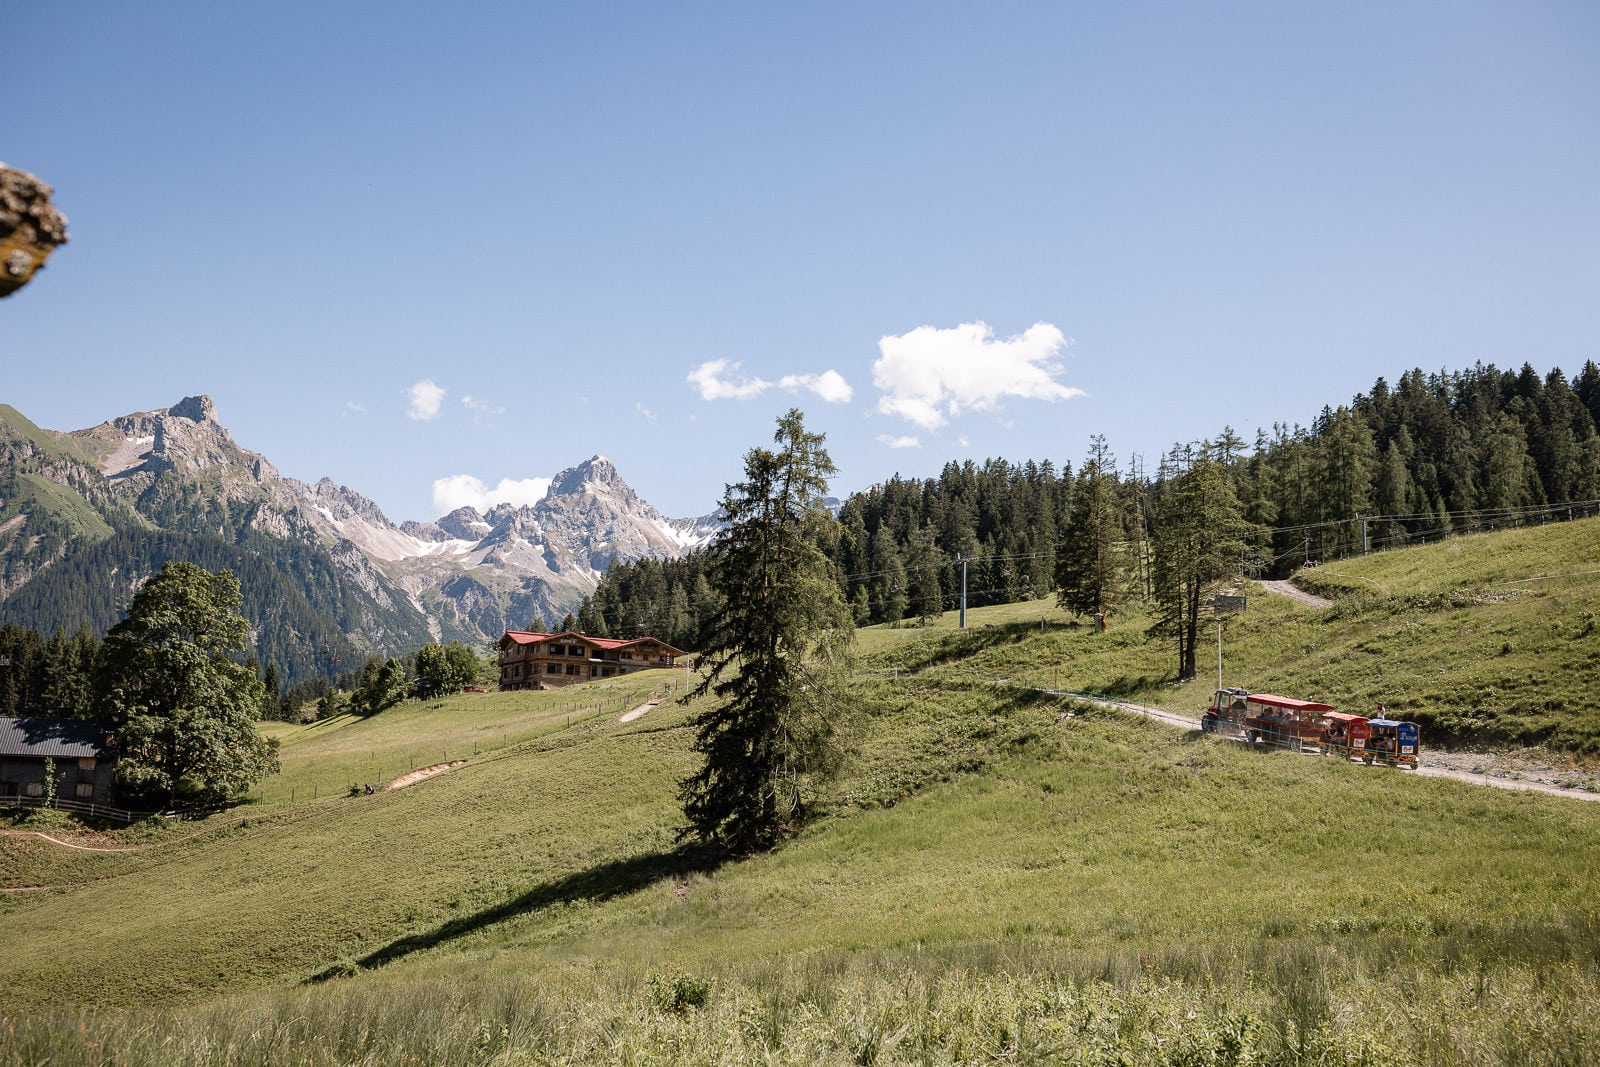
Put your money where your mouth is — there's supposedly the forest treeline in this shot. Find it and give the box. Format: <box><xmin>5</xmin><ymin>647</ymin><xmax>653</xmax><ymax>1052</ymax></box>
<box><xmin>576</xmin><ymin>361</ymin><xmax>1600</xmax><ymax>652</ymax></box>
<box><xmin>8</xmin><ymin>361</ymin><xmax>1598</xmax><ymax>705</ymax></box>
<box><xmin>0</xmin><ymin>616</ymin><xmax>491</xmax><ymax>725</ymax></box>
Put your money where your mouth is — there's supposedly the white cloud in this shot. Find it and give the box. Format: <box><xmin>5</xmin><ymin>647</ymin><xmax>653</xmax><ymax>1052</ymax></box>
<box><xmin>688</xmin><ymin>359</ymin><xmax>773</xmax><ymax>401</ymax></box>
<box><xmin>406</xmin><ymin>380</ymin><xmax>447</xmax><ymax>421</ymax></box>
<box><xmin>432</xmin><ymin>474</ymin><xmax>553</xmax><ymax>517</ymax></box>
<box><xmin>635</xmin><ymin>401</ymin><xmax>656</xmax><ymax>422</ymax></box>
<box><xmin>877</xmin><ymin>433</ymin><xmax>921</xmax><ymax>449</ymax></box>
<box><xmin>462</xmin><ymin>395</ymin><xmax>506</xmax><ymax>416</ymax></box>
<box><xmin>344</xmin><ymin>401</ymin><xmax>367</xmax><ymax>415</ymax></box>
<box><xmin>779</xmin><ymin>370</ymin><xmax>854</xmax><ymax>404</ymax></box>
<box><xmin>872</xmin><ymin>322</ymin><xmax>1083</xmax><ymax>430</ymax></box>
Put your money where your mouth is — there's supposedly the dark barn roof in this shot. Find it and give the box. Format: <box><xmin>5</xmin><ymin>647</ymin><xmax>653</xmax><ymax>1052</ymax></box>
<box><xmin>0</xmin><ymin>717</ymin><xmax>115</xmax><ymax>759</ymax></box>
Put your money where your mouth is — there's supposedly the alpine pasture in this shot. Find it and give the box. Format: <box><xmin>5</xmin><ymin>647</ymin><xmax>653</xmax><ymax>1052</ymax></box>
<box><xmin>5</xmin><ymin>519</ymin><xmax>1600</xmax><ymax>1065</ymax></box>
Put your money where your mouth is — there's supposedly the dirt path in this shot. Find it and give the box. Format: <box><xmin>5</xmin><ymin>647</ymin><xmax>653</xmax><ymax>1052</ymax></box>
<box><xmin>0</xmin><ymin>829</ymin><xmax>135</xmax><ymax>852</ymax></box>
<box><xmin>1257</xmin><ymin>579</ymin><xmax>1333</xmax><ymax>609</ymax></box>
<box><xmin>1411</xmin><ymin>765</ymin><xmax>1600</xmax><ymax>800</ymax></box>
<box><xmin>1079</xmin><ymin>696</ymin><xmax>1600</xmax><ymax>803</ymax></box>
<box><xmin>620</xmin><ymin>698</ymin><xmax>664</xmax><ymax>723</ymax></box>
<box><xmin>386</xmin><ymin>759</ymin><xmax>468</xmax><ymax>790</ymax></box>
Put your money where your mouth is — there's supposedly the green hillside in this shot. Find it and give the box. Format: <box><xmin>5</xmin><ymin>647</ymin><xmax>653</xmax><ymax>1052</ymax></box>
<box><xmin>858</xmin><ymin>515</ymin><xmax>1600</xmax><ymax>751</ymax></box>
<box><xmin>4</xmin><ymin>522</ymin><xmax>1600</xmax><ymax>1063</ymax></box>
<box><xmin>0</xmin><ymin>404</ymin><xmax>96</xmax><ymax>467</ymax></box>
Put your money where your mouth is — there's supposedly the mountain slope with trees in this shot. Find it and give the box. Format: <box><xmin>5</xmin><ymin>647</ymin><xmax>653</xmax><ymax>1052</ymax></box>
<box><xmin>587</xmin><ymin>360</ymin><xmax>1600</xmax><ymax>654</ymax></box>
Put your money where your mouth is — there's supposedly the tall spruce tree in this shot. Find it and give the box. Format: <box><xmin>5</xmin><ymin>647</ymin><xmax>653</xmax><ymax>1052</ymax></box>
<box><xmin>679</xmin><ymin>410</ymin><xmax>852</xmax><ymax>854</ymax></box>
<box><xmin>906</xmin><ymin>524</ymin><xmax>945</xmax><ymax>624</ymax></box>
<box><xmin>1149</xmin><ymin>446</ymin><xmax>1258</xmax><ymax>680</ymax></box>
<box><xmin>1054</xmin><ymin>435</ymin><xmax>1126</xmax><ymax>618</ymax></box>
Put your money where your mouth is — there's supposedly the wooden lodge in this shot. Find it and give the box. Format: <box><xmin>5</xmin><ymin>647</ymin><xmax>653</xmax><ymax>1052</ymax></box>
<box><xmin>0</xmin><ymin>716</ymin><xmax>118</xmax><ymax>804</ymax></box>
<box><xmin>496</xmin><ymin>630</ymin><xmax>686</xmax><ymax>691</ymax></box>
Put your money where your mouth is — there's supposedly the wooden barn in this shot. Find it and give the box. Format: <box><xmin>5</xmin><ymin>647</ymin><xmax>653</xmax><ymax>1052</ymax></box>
<box><xmin>0</xmin><ymin>716</ymin><xmax>118</xmax><ymax>805</ymax></box>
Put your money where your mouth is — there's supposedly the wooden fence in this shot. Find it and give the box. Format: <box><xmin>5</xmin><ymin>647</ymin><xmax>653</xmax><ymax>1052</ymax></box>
<box><xmin>0</xmin><ymin>794</ymin><xmax>221</xmax><ymax>824</ymax></box>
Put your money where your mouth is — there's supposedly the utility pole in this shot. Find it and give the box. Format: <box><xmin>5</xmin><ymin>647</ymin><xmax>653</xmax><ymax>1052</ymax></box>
<box><xmin>1212</xmin><ymin>594</ymin><xmax>1247</xmax><ymax>692</ymax></box>
<box><xmin>957</xmin><ymin>553</ymin><xmax>968</xmax><ymax>629</ymax></box>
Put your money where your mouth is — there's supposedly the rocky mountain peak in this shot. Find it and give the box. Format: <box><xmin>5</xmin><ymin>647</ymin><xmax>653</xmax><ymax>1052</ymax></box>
<box><xmin>436</xmin><ymin>506</ymin><xmax>493</xmax><ymax>541</ymax></box>
<box><xmin>546</xmin><ymin>455</ymin><xmax>645</xmax><ymax>511</ymax></box>
<box><xmin>169</xmin><ymin>395</ymin><xmax>218</xmax><ymax>424</ymax></box>
<box><xmin>301</xmin><ymin>476</ymin><xmax>392</xmax><ymax>527</ymax></box>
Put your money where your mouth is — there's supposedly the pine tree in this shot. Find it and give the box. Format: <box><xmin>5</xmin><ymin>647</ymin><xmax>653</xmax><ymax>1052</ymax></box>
<box><xmin>906</xmin><ymin>524</ymin><xmax>945</xmax><ymax>624</ymax></box>
<box><xmin>679</xmin><ymin>410</ymin><xmax>852</xmax><ymax>854</ymax></box>
<box><xmin>1315</xmin><ymin>407</ymin><xmax>1376</xmax><ymax>556</ymax></box>
<box><xmin>1149</xmin><ymin>447</ymin><xmax>1258</xmax><ymax>680</ymax></box>
<box><xmin>260</xmin><ymin>661</ymin><xmax>281</xmax><ymax>720</ymax></box>
<box><xmin>1054</xmin><ymin>435</ymin><xmax>1125</xmax><ymax>618</ymax></box>
<box><xmin>868</xmin><ymin>527</ymin><xmax>907</xmax><ymax>624</ymax></box>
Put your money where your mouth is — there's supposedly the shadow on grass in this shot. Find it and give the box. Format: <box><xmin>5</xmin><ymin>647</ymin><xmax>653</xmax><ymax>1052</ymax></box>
<box><xmin>311</xmin><ymin>844</ymin><xmax>721</xmax><ymax>982</ymax></box>
<box><xmin>901</xmin><ymin>620</ymin><xmax>1079</xmax><ymax>673</ymax></box>
<box><xmin>1094</xmin><ymin>674</ymin><xmax>1168</xmax><ymax>699</ymax></box>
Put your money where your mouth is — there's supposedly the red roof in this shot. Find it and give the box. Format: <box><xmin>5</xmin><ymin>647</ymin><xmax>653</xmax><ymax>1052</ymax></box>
<box><xmin>1247</xmin><ymin>693</ymin><xmax>1336</xmax><ymax>713</ymax></box>
<box><xmin>498</xmin><ymin>631</ymin><xmax>686</xmax><ymax>656</ymax></box>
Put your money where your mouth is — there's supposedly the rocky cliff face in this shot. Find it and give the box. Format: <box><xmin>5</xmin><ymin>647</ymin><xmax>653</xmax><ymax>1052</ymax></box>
<box><xmin>327</xmin><ymin>455</ymin><xmax>719</xmax><ymax>640</ymax></box>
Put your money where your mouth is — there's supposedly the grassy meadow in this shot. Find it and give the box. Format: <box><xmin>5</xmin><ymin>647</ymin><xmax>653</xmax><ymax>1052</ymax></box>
<box><xmin>4</xmin><ymin>519</ymin><xmax>1600</xmax><ymax>1063</ymax></box>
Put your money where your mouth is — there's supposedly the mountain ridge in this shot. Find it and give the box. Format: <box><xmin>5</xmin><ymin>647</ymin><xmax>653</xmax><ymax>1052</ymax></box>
<box><xmin>0</xmin><ymin>395</ymin><xmax>719</xmax><ymax>684</ymax></box>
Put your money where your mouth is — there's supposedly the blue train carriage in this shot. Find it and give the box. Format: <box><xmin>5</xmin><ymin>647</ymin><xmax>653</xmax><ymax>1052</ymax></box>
<box><xmin>1362</xmin><ymin>717</ymin><xmax>1420</xmax><ymax>768</ymax></box>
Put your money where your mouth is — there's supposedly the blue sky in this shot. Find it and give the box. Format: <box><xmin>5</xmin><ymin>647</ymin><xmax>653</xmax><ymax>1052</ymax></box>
<box><xmin>5</xmin><ymin>2</ymin><xmax>1597</xmax><ymax>522</ymax></box>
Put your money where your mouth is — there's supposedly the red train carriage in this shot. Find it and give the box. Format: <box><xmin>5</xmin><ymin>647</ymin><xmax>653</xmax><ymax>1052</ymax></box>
<box><xmin>1316</xmin><ymin>711</ymin><xmax>1370</xmax><ymax>761</ymax></box>
<box><xmin>1240</xmin><ymin>693</ymin><xmax>1335</xmax><ymax>751</ymax></box>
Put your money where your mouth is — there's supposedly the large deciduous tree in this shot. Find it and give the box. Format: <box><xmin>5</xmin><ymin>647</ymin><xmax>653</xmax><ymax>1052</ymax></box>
<box><xmin>93</xmin><ymin>562</ymin><xmax>279</xmax><ymax>806</ymax></box>
<box><xmin>414</xmin><ymin>642</ymin><xmax>481</xmax><ymax>696</ymax></box>
<box><xmin>351</xmin><ymin>656</ymin><xmax>408</xmax><ymax>714</ymax></box>
<box><xmin>680</xmin><ymin>409</ymin><xmax>853</xmax><ymax>854</ymax></box>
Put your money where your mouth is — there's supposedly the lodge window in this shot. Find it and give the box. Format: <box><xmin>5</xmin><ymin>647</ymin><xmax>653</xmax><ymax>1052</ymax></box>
<box><xmin>24</xmin><ymin>781</ymin><xmax>43</xmax><ymax>797</ymax></box>
<box><xmin>568</xmin><ymin>646</ymin><xmax>585</xmax><ymax>657</ymax></box>
<box><xmin>76</xmin><ymin>783</ymin><xmax>94</xmax><ymax>799</ymax></box>
<box><xmin>590</xmin><ymin>666</ymin><xmax>598</xmax><ymax>677</ymax></box>
<box><xmin>79</xmin><ymin>757</ymin><xmax>96</xmax><ymax>771</ymax></box>
<box><xmin>0</xmin><ymin>782</ymin><xmax>15</xmax><ymax>797</ymax></box>
<box><xmin>601</xmin><ymin>667</ymin><xmax>615</xmax><ymax>677</ymax></box>
<box><xmin>565</xmin><ymin>663</ymin><xmax>579</xmax><ymax>676</ymax></box>
<box><xmin>546</xmin><ymin>663</ymin><xmax>561</xmax><ymax>675</ymax></box>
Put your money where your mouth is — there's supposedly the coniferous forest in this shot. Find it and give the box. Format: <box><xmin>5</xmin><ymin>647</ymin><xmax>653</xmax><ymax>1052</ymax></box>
<box><xmin>584</xmin><ymin>362</ymin><xmax>1600</xmax><ymax>651</ymax></box>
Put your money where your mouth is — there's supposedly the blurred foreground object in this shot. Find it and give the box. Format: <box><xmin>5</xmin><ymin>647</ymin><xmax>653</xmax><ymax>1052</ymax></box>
<box><xmin>0</xmin><ymin>163</ymin><xmax>70</xmax><ymax>298</ymax></box>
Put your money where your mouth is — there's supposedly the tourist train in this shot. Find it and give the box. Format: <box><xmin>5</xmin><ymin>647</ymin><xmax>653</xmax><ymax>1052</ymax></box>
<box><xmin>1200</xmin><ymin>687</ymin><xmax>1420</xmax><ymax>768</ymax></box>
